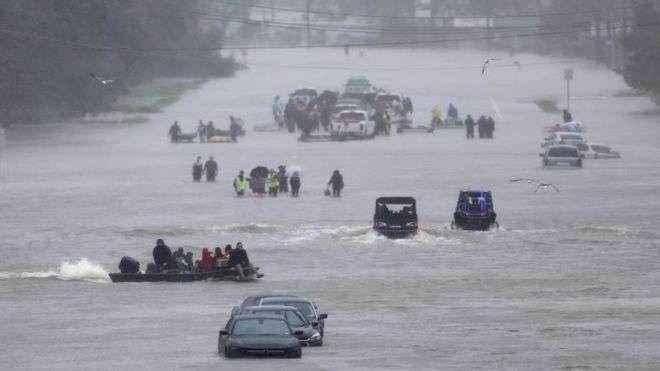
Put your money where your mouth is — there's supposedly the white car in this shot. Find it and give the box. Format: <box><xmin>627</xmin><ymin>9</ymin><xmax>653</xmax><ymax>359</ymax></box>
<box><xmin>540</xmin><ymin>145</ymin><xmax>583</xmax><ymax>168</ymax></box>
<box><xmin>541</xmin><ymin>131</ymin><xmax>585</xmax><ymax>148</ymax></box>
<box><xmin>576</xmin><ymin>142</ymin><xmax>621</xmax><ymax>159</ymax></box>
<box><xmin>330</xmin><ymin>110</ymin><xmax>375</xmax><ymax>140</ymax></box>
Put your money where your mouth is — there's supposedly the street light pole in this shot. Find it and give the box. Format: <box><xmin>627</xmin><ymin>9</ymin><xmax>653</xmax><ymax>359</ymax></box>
<box><xmin>564</xmin><ymin>69</ymin><xmax>573</xmax><ymax>111</ymax></box>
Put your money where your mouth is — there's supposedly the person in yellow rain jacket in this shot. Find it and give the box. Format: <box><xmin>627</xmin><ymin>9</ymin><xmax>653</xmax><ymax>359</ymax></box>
<box><xmin>267</xmin><ymin>169</ymin><xmax>280</xmax><ymax>197</ymax></box>
<box><xmin>233</xmin><ymin>170</ymin><xmax>248</xmax><ymax>196</ymax></box>
<box><xmin>431</xmin><ymin>104</ymin><xmax>443</xmax><ymax>128</ymax></box>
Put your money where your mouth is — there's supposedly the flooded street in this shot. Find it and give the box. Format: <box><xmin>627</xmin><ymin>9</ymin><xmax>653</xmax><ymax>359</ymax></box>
<box><xmin>1</xmin><ymin>48</ymin><xmax>660</xmax><ymax>370</ymax></box>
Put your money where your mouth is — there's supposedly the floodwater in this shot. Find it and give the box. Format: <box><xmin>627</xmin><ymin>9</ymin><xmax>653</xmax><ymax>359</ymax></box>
<box><xmin>1</xmin><ymin>48</ymin><xmax>660</xmax><ymax>371</ymax></box>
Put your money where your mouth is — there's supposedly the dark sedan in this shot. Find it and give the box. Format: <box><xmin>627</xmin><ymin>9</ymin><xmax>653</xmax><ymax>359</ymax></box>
<box><xmin>260</xmin><ymin>296</ymin><xmax>328</xmax><ymax>339</ymax></box>
<box><xmin>230</xmin><ymin>292</ymin><xmax>298</xmax><ymax>316</ymax></box>
<box><xmin>218</xmin><ymin>314</ymin><xmax>302</xmax><ymax>358</ymax></box>
<box><xmin>239</xmin><ymin>305</ymin><xmax>323</xmax><ymax>346</ymax></box>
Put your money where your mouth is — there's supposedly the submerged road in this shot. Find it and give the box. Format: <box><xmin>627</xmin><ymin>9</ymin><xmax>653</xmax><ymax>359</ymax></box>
<box><xmin>1</xmin><ymin>48</ymin><xmax>660</xmax><ymax>370</ymax></box>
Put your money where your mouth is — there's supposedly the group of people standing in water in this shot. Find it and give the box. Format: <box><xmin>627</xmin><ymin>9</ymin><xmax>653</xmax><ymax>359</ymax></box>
<box><xmin>192</xmin><ymin>156</ymin><xmax>218</xmax><ymax>182</ymax></box>
<box><xmin>189</xmin><ymin>159</ymin><xmax>344</xmax><ymax>198</ymax></box>
<box><xmin>464</xmin><ymin>115</ymin><xmax>496</xmax><ymax>139</ymax></box>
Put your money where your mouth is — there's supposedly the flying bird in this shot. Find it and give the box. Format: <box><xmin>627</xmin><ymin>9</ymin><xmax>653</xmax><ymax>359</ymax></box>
<box><xmin>481</xmin><ymin>58</ymin><xmax>498</xmax><ymax>75</ymax></box>
<box><xmin>534</xmin><ymin>182</ymin><xmax>560</xmax><ymax>192</ymax></box>
<box><xmin>510</xmin><ymin>178</ymin><xmax>538</xmax><ymax>184</ymax></box>
<box><xmin>90</xmin><ymin>73</ymin><xmax>116</xmax><ymax>85</ymax></box>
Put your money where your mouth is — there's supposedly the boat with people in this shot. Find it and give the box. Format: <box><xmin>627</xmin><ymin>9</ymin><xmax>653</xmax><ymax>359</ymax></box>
<box><xmin>110</xmin><ymin>240</ymin><xmax>263</xmax><ymax>282</ymax></box>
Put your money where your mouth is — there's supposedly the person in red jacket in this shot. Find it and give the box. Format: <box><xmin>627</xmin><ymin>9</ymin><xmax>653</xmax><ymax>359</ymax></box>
<box><xmin>200</xmin><ymin>247</ymin><xmax>214</xmax><ymax>272</ymax></box>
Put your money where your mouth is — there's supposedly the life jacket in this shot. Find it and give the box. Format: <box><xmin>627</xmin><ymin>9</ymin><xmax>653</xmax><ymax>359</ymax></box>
<box><xmin>267</xmin><ymin>173</ymin><xmax>279</xmax><ymax>188</ymax></box>
<box><xmin>234</xmin><ymin>176</ymin><xmax>247</xmax><ymax>192</ymax></box>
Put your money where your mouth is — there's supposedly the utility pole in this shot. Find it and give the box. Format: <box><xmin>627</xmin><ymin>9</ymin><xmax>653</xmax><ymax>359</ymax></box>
<box><xmin>564</xmin><ymin>69</ymin><xmax>573</xmax><ymax>111</ymax></box>
<box><xmin>305</xmin><ymin>0</ymin><xmax>311</xmax><ymax>46</ymax></box>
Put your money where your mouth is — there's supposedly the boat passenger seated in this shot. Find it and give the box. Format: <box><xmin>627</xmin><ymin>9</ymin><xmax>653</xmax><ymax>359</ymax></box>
<box><xmin>200</xmin><ymin>248</ymin><xmax>214</xmax><ymax>272</ymax></box>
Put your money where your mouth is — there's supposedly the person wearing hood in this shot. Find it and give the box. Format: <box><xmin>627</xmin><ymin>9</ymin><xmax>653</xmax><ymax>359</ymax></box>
<box><xmin>328</xmin><ymin>169</ymin><xmax>344</xmax><ymax>197</ymax></box>
<box><xmin>290</xmin><ymin>171</ymin><xmax>301</xmax><ymax>197</ymax></box>
<box><xmin>152</xmin><ymin>238</ymin><xmax>173</xmax><ymax>271</ymax></box>
<box><xmin>233</xmin><ymin>170</ymin><xmax>248</xmax><ymax>196</ymax></box>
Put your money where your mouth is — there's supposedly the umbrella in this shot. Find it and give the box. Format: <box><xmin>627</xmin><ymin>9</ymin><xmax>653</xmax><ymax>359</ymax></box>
<box><xmin>250</xmin><ymin>166</ymin><xmax>269</xmax><ymax>178</ymax></box>
<box><xmin>286</xmin><ymin>165</ymin><xmax>302</xmax><ymax>177</ymax></box>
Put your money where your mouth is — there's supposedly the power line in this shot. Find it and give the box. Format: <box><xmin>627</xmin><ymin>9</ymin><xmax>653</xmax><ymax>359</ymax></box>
<box><xmin>246</xmin><ymin>59</ymin><xmax>580</xmax><ymax>71</ymax></box>
<box><xmin>212</xmin><ymin>0</ymin><xmax>650</xmax><ymax>21</ymax></box>
<box><xmin>2</xmin><ymin>19</ymin><xmax>658</xmax><ymax>52</ymax></box>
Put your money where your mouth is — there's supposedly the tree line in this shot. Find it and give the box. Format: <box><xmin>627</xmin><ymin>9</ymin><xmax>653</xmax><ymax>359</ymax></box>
<box><xmin>0</xmin><ymin>0</ymin><xmax>234</xmax><ymax>124</ymax></box>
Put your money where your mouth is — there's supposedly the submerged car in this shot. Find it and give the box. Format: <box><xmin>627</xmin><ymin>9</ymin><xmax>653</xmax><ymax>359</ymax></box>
<box><xmin>576</xmin><ymin>142</ymin><xmax>621</xmax><ymax>159</ymax></box>
<box><xmin>259</xmin><ymin>296</ymin><xmax>328</xmax><ymax>339</ymax></box>
<box><xmin>373</xmin><ymin>197</ymin><xmax>418</xmax><ymax>238</ymax></box>
<box><xmin>218</xmin><ymin>314</ymin><xmax>302</xmax><ymax>358</ymax></box>
<box><xmin>330</xmin><ymin>110</ymin><xmax>375</xmax><ymax>140</ymax></box>
<box><xmin>452</xmin><ymin>190</ymin><xmax>498</xmax><ymax>231</ymax></box>
<box><xmin>239</xmin><ymin>305</ymin><xmax>323</xmax><ymax>346</ymax></box>
<box><xmin>541</xmin><ymin>145</ymin><xmax>583</xmax><ymax>168</ymax></box>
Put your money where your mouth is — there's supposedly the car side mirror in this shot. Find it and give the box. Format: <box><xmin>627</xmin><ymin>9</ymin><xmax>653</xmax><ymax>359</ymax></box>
<box><xmin>539</xmin><ymin>153</ymin><xmax>544</xmax><ymax>157</ymax></box>
<box><xmin>219</xmin><ymin>329</ymin><xmax>228</xmax><ymax>336</ymax></box>
<box><xmin>294</xmin><ymin>330</ymin><xmax>304</xmax><ymax>336</ymax></box>
<box><xmin>318</xmin><ymin>313</ymin><xmax>328</xmax><ymax>320</ymax></box>
<box><xmin>311</xmin><ymin>321</ymin><xmax>319</xmax><ymax>328</ymax></box>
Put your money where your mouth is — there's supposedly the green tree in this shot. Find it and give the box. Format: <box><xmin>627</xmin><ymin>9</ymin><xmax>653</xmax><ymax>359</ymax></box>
<box><xmin>622</xmin><ymin>0</ymin><xmax>660</xmax><ymax>94</ymax></box>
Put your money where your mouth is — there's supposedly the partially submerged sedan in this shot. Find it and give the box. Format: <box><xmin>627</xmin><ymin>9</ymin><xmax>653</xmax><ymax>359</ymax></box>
<box><xmin>541</xmin><ymin>145</ymin><xmax>583</xmax><ymax>168</ymax></box>
<box><xmin>260</xmin><ymin>296</ymin><xmax>328</xmax><ymax>339</ymax></box>
<box><xmin>239</xmin><ymin>305</ymin><xmax>323</xmax><ymax>346</ymax></box>
<box><xmin>219</xmin><ymin>314</ymin><xmax>302</xmax><ymax>358</ymax></box>
<box><xmin>576</xmin><ymin>142</ymin><xmax>621</xmax><ymax>159</ymax></box>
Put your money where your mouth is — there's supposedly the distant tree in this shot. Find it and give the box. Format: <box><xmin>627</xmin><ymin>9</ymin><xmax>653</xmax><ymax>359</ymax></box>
<box><xmin>622</xmin><ymin>0</ymin><xmax>660</xmax><ymax>94</ymax></box>
<box><xmin>0</xmin><ymin>0</ymin><xmax>233</xmax><ymax>124</ymax></box>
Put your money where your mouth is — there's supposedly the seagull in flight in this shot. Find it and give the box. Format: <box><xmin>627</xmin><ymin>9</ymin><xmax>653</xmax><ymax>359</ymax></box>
<box><xmin>510</xmin><ymin>178</ymin><xmax>538</xmax><ymax>184</ymax></box>
<box><xmin>481</xmin><ymin>58</ymin><xmax>498</xmax><ymax>75</ymax></box>
<box><xmin>511</xmin><ymin>178</ymin><xmax>560</xmax><ymax>192</ymax></box>
<box><xmin>534</xmin><ymin>182</ymin><xmax>560</xmax><ymax>192</ymax></box>
<box><xmin>90</xmin><ymin>73</ymin><xmax>116</xmax><ymax>85</ymax></box>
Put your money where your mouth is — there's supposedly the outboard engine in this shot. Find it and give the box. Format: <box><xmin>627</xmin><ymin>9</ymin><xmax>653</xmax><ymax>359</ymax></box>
<box><xmin>118</xmin><ymin>256</ymin><xmax>140</xmax><ymax>274</ymax></box>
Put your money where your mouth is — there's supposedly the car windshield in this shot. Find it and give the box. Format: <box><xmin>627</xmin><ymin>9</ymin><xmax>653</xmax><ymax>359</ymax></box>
<box><xmin>265</xmin><ymin>301</ymin><xmax>316</xmax><ymax>318</ymax></box>
<box><xmin>376</xmin><ymin>202</ymin><xmax>415</xmax><ymax>217</ymax></box>
<box><xmin>548</xmin><ymin>147</ymin><xmax>579</xmax><ymax>157</ymax></box>
<box><xmin>232</xmin><ymin>319</ymin><xmax>291</xmax><ymax>336</ymax></box>
<box><xmin>250</xmin><ymin>310</ymin><xmax>308</xmax><ymax>327</ymax></box>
